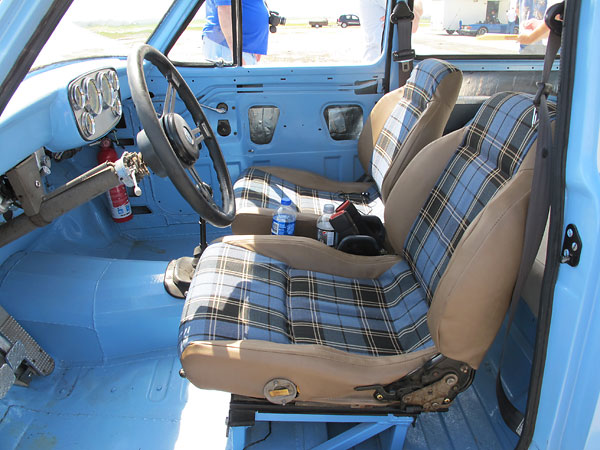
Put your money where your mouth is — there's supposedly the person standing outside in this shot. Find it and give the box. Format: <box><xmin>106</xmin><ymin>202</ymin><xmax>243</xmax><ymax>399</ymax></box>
<box><xmin>516</xmin><ymin>0</ymin><xmax>561</xmax><ymax>54</ymax></box>
<box><xmin>360</xmin><ymin>0</ymin><xmax>422</xmax><ymax>62</ymax></box>
<box><xmin>359</xmin><ymin>0</ymin><xmax>387</xmax><ymax>61</ymax></box>
<box><xmin>203</xmin><ymin>0</ymin><xmax>269</xmax><ymax>65</ymax></box>
<box><xmin>506</xmin><ymin>6</ymin><xmax>517</xmax><ymax>33</ymax></box>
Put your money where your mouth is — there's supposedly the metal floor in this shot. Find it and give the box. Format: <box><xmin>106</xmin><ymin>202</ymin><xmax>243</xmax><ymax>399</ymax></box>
<box><xmin>0</xmin><ymin>332</ymin><xmax>525</xmax><ymax>450</ymax></box>
<box><xmin>0</xmin><ymin>233</ymin><xmax>532</xmax><ymax>449</ymax></box>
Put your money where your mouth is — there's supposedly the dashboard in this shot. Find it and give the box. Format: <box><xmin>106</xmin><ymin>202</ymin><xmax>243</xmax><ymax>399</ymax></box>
<box><xmin>68</xmin><ymin>68</ymin><xmax>122</xmax><ymax>141</ymax></box>
<box><xmin>0</xmin><ymin>58</ymin><xmax>130</xmax><ymax>175</ymax></box>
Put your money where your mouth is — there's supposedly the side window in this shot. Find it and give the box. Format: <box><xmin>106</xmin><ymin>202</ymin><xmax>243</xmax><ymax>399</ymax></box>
<box><xmin>420</xmin><ymin>0</ymin><xmax>558</xmax><ymax>57</ymax></box>
<box><xmin>168</xmin><ymin>0</ymin><xmax>390</xmax><ymax>66</ymax></box>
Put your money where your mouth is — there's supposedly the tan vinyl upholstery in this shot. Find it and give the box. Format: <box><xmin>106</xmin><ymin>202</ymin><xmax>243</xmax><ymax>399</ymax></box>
<box><xmin>232</xmin><ymin>60</ymin><xmax>462</xmax><ymax>235</ymax></box>
<box><xmin>179</xmin><ymin>92</ymin><xmax>551</xmax><ymax>405</ymax></box>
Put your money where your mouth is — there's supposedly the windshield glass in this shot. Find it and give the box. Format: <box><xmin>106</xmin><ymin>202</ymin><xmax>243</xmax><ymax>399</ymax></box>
<box><xmin>32</xmin><ymin>0</ymin><xmax>174</xmax><ymax>70</ymax></box>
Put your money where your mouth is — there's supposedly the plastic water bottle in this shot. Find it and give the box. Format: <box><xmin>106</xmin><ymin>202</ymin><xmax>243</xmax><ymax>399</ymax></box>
<box><xmin>317</xmin><ymin>204</ymin><xmax>337</xmax><ymax>246</ymax></box>
<box><xmin>271</xmin><ymin>197</ymin><xmax>297</xmax><ymax>235</ymax></box>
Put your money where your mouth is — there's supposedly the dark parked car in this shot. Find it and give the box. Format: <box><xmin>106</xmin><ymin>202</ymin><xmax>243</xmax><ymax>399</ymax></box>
<box><xmin>459</xmin><ymin>21</ymin><xmax>519</xmax><ymax>36</ymax></box>
<box><xmin>337</xmin><ymin>14</ymin><xmax>360</xmax><ymax>28</ymax></box>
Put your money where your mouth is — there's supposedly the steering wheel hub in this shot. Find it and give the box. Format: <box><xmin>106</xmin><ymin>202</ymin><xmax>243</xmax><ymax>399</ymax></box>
<box><xmin>162</xmin><ymin>113</ymin><xmax>199</xmax><ymax>167</ymax></box>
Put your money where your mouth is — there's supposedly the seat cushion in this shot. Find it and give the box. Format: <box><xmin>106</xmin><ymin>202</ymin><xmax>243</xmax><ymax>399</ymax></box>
<box><xmin>234</xmin><ymin>167</ymin><xmax>383</xmax><ymax>216</ymax></box>
<box><xmin>179</xmin><ymin>242</ymin><xmax>433</xmax><ymax>357</ymax></box>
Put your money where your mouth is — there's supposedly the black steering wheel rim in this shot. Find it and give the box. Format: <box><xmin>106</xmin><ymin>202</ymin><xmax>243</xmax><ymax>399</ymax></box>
<box><xmin>127</xmin><ymin>44</ymin><xmax>235</xmax><ymax>227</ymax></box>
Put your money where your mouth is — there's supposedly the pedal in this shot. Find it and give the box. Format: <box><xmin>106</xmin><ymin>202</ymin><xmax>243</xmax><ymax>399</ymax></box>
<box><xmin>0</xmin><ymin>306</ymin><xmax>54</xmax><ymax>393</ymax></box>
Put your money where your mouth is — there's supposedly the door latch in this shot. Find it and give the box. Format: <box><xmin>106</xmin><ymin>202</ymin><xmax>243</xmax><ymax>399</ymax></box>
<box><xmin>561</xmin><ymin>224</ymin><xmax>582</xmax><ymax>267</ymax></box>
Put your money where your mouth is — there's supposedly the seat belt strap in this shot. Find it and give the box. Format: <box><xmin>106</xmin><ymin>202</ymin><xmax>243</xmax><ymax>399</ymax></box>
<box><xmin>390</xmin><ymin>0</ymin><xmax>415</xmax><ymax>87</ymax></box>
<box><xmin>496</xmin><ymin>2</ymin><xmax>563</xmax><ymax>436</ymax></box>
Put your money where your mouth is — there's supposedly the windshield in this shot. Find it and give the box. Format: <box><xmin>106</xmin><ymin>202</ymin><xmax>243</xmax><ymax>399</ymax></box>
<box><xmin>32</xmin><ymin>0</ymin><xmax>175</xmax><ymax>70</ymax></box>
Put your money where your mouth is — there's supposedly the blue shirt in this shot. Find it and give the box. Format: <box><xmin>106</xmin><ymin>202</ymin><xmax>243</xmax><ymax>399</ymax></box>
<box><xmin>203</xmin><ymin>0</ymin><xmax>269</xmax><ymax>55</ymax></box>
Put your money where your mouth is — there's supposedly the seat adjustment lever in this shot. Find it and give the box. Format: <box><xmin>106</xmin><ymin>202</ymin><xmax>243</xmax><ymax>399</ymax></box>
<box><xmin>355</xmin><ymin>354</ymin><xmax>475</xmax><ymax>412</ymax></box>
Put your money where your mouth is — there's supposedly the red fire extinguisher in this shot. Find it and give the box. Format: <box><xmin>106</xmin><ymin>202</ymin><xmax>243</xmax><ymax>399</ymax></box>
<box><xmin>97</xmin><ymin>138</ymin><xmax>133</xmax><ymax>223</ymax></box>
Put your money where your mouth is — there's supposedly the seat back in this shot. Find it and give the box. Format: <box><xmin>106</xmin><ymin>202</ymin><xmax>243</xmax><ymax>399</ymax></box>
<box><xmin>386</xmin><ymin>92</ymin><xmax>556</xmax><ymax>367</ymax></box>
<box><xmin>358</xmin><ymin>59</ymin><xmax>462</xmax><ymax>201</ymax></box>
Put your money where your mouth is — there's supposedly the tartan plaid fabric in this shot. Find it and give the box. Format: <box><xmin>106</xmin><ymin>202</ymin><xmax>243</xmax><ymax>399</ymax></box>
<box><xmin>404</xmin><ymin>92</ymin><xmax>557</xmax><ymax>301</ymax></box>
<box><xmin>179</xmin><ymin>243</ymin><xmax>292</xmax><ymax>348</ymax></box>
<box><xmin>234</xmin><ymin>59</ymin><xmax>459</xmax><ymax>217</ymax></box>
<box><xmin>179</xmin><ymin>242</ymin><xmax>433</xmax><ymax>356</ymax></box>
<box><xmin>370</xmin><ymin>59</ymin><xmax>460</xmax><ymax>190</ymax></box>
<box><xmin>234</xmin><ymin>167</ymin><xmax>382</xmax><ymax>215</ymax></box>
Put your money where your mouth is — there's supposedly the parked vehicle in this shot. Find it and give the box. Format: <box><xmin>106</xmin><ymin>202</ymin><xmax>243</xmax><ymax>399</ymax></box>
<box><xmin>337</xmin><ymin>14</ymin><xmax>360</xmax><ymax>28</ymax></box>
<box><xmin>431</xmin><ymin>0</ymin><xmax>511</xmax><ymax>34</ymax></box>
<box><xmin>308</xmin><ymin>18</ymin><xmax>328</xmax><ymax>28</ymax></box>
<box><xmin>0</xmin><ymin>1</ymin><xmax>596</xmax><ymax>450</ymax></box>
<box><xmin>459</xmin><ymin>21</ymin><xmax>519</xmax><ymax>35</ymax></box>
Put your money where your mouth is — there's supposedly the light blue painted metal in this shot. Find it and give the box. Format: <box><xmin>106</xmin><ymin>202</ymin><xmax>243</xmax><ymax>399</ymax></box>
<box><xmin>0</xmin><ymin>0</ymin><xmax>59</xmax><ymax>88</ymax></box>
<box><xmin>0</xmin><ymin>252</ymin><xmax>182</xmax><ymax>364</ymax></box>
<box><xmin>147</xmin><ymin>0</ymin><xmax>200</xmax><ymax>52</ymax></box>
<box><xmin>311</xmin><ymin>422</ymin><xmax>396</xmax><ymax>450</ymax></box>
<box><xmin>232</xmin><ymin>413</ymin><xmax>412</xmax><ymax>449</ymax></box>
<box><xmin>533</xmin><ymin>1</ymin><xmax>600</xmax><ymax>449</ymax></box>
<box><xmin>0</xmin><ymin>58</ymin><xmax>128</xmax><ymax>174</ymax></box>
<box><xmin>227</xmin><ymin>426</ymin><xmax>248</xmax><ymax>450</ymax></box>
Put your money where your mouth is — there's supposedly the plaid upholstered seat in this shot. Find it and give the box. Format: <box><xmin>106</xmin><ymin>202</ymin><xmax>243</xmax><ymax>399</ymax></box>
<box><xmin>234</xmin><ymin>168</ymin><xmax>383</xmax><ymax>216</ymax></box>
<box><xmin>179</xmin><ymin>242</ymin><xmax>432</xmax><ymax>356</ymax></box>
<box><xmin>179</xmin><ymin>92</ymin><xmax>555</xmax><ymax>404</ymax></box>
<box><xmin>233</xmin><ymin>59</ymin><xmax>461</xmax><ymax>218</ymax></box>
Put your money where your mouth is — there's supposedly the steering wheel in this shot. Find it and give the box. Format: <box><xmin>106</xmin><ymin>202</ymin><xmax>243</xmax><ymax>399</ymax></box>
<box><xmin>127</xmin><ymin>44</ymin><xmax>235</xmax><ymax>227</ymax></box>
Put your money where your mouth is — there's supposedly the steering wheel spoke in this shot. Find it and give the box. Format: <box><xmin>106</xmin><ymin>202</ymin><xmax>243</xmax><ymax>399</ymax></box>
<box><xmin>162</xmin><ymin>83</ymin><xmax>177</xmax><ymax>118</ymax></box>
<box><xmin>190</xmin><ymin>127</ymin><xmax>206</xmax><ymax>146</ymax></box>
<box><xmin>187</xmin><ymin>167</ymin><xmax>212</xmax><ymax>201</ymax></box>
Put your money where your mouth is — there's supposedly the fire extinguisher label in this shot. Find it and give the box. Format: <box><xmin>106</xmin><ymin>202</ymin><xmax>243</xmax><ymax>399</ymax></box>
<box><xmin>106</xmin><ymin>185</ymin><xmax>132</xmax><ymax>221</ymax></box>
<box><xmin>111</xmin><ymin>201</ymin><xmax>131</xmax><ymax>219</ymax></box>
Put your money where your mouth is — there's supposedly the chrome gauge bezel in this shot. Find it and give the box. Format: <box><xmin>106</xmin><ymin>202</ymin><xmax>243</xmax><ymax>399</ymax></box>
<box><xmin>84</xmin><ymin>78</ymin><xmax>102</xmax><ymax>116</ymax></box>
<box><xmin>97</xmin><ymin>72</ymin><xmax>114</xmax><ymax>108</ymax></box>
<box><xmin>68</xmin><ymin>68</ymin><xmax>122</xmax><ymax>141</ymax></box>
<box><xmin>111</xmin><ymin>96</ymin><xmax>122</xmax><ymax>118</ymax></box>
<box><xmin>108</xmin><ymin>70</ymin><xmax>119</xmax><ymax>92</ymax></box>
<box><xmin>81</xmin><ymin>112</ymin><xmax>96</xmax><ymax>138</ymax></box>
<box><xmin>70</xmin><ymin>84</ymin><xmax>86</xmax><ymax>110</ymax></box>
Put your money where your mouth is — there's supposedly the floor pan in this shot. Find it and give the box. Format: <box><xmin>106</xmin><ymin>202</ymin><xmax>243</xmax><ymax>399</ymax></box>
<box><xmin>0</xmin><ymin>351</ymin><xmax>230</xmax><ymax>449</ymax></box>
<box><xmin>0</xmin><ymin>341</ymin><xmax>523</xmax><ymax>450</ymax></box>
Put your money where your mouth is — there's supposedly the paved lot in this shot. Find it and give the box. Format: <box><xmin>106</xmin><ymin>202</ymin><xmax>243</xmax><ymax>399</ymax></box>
<box><xmin>258</xmin><ymin>24</ymin><xmax>520</xmax><ymax>66</ymax></box>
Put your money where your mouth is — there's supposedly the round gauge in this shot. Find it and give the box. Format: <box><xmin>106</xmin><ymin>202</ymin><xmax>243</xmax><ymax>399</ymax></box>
<box><xmin>70</xmin><ymin>84</ymin><xmax>85</xmax><ymax>110</ymax></box>
<box><xmin>84</xmin><ymin>78</ymin><xmax>102</xmax><ymax>116</ymax></box>
<box><xmin>111</xmin><ymin>96</ymin><xmax>122</xmax><ymax>118</ymax></box>
<box><xmin>97</xmin><ymin>72</ymin><xmax>114</xmax><ymax>108</ymax></box>
<box><xmin>81</xmin><ymin>112</ymin><xmax>96</xmax><ymax>138</ymax></box>
<box><xmin>108</xmin><ymin>70</ymin><xmax>119</xmax><ymax>92</ymax></box>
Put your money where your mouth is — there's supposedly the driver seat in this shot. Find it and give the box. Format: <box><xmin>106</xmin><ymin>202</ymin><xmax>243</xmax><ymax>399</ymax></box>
<box><xmin>179</xmin><ymin>92</ymin><xmax>555</xmax><ymax>406</ymax></box>
<box><xmin>231</xmin><ymin>58</ymin><xmax>462</xmax><ymax>236</ymax></box>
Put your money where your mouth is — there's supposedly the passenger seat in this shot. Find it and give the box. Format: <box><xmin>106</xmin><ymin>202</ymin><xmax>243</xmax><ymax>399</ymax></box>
<box><xmin>231</xmin><ymin>59</ymin><xmax>463</xmax><ymax>236</ymax></box>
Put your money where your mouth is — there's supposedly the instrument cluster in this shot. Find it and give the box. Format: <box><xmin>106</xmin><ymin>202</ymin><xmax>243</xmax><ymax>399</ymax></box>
<box><xmin>68</xmin><ymin>68</ymin><xmax>122</xmax><ymax>141</ymax></box>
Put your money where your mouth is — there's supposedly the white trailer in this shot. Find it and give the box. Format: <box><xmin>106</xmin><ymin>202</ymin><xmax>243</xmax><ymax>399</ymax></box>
<box><xmin>430</xmin><ymin>0</ymin><xmax>511</xmax><ymax>34</ymax></box>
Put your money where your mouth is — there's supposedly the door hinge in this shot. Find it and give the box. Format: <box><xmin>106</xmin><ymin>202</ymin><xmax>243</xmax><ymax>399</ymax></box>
<box><xmin>560</xmin><ymin>224</ymin><xmax>582</xmax><ymax>267</ymax></box>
